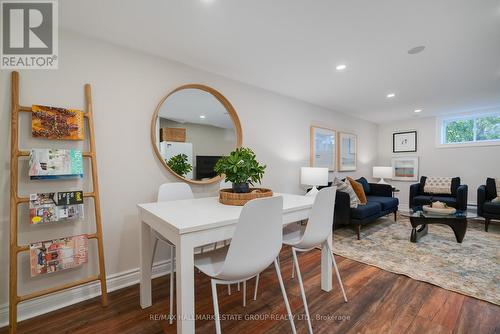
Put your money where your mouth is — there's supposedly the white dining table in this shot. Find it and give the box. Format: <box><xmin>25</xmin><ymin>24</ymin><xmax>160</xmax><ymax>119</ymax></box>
<box><xmin>138</xmin><ymin>193</ymin><xmax>333</xmax><ymax>334</ymax></box>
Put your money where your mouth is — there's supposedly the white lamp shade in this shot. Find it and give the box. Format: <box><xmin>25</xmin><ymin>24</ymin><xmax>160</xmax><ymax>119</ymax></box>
<box><xmin>300</xmin><ymin>167</ymin><xmax>329</xmax><ymax>186</ymax></box>
<box><xmin>373</xmin><ymin>166</ymin><xmax>392</xmax><ymax>179</ymax></box>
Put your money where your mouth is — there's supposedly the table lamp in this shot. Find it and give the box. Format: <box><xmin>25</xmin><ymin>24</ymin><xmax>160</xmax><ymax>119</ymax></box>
<box><xmin>373</xmin><ymin>166</ymin><xmax>392</xmax><ymax>184</ymax></box>
<box><xmin>301</xmin><ymin>167</ymin><xmax>329</xmax><ymax>196</ymax></box>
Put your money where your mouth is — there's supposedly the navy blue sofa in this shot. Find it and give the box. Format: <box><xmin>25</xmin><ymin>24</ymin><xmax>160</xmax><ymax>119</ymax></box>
<box><xmin>477</xmin><ymin>178</ymin><xmax>500</xmax><ymax>232</ymax></box>
<box><xmin>332</xmin><ymin>177</ymin><xmax>399</xmax><ymax>239</ymax></box>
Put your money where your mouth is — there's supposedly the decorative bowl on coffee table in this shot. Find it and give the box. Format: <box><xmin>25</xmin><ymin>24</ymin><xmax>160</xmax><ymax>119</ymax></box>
<box><xmin>422</xmin><ymin>205</ymin><xmax>456</xmax><ymax>216</ymax></box>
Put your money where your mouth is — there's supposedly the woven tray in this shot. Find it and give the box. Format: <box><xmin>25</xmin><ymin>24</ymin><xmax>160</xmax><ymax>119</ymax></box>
<box><xmin>219</xmin><ymin>188</ymin><xmax>273</xmax><ymax>206</ymax></box>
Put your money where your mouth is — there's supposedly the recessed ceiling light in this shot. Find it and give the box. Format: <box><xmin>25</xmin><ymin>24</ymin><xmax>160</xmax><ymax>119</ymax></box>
<box><xmin>200</xmin><ymin>115</ymin><xmax>206</xmax><ymax>119</ymax></box>
<box><xmin>408</xmin><ymin>46</ymin><xmax>426</xmax><ymax>55</ymax></box>
<box><xmin>336</xmin><ymin>64</ymin><xmax>347</xmax><ymax>71</ymax></box>
<box><xmin>386</xmin><ymin>93</ymin><xmax>395</xmax><ymax>98</ymax></box>
<box><xmin>414</xmin><ymin>109</ymin><xmax>422</xmax><ymax>113</ymax></box>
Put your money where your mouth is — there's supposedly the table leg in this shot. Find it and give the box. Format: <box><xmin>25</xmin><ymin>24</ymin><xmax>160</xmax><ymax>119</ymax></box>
<box><xmin>140</xmin><ymin>221</ymin><xmax>153</xmax><ymax>308</ymax></box>
<box><xmin>321</xmin><ymin>232</ymin><xmax>333</xmax><ymax>292</ymax></box>
<box><xmin>450</xmin><ymin>220</ymin><xmax>467</xmax><ymax>243</ymax></box>
<box><xmin>410</xmin><ymin>224</ymin><xmax>428</xmax><ymax>243</ymax></box>
<box><xmin>176</xmin><ymin>236</ymin><xmax>195</xmax><ymax>334</ymax></box>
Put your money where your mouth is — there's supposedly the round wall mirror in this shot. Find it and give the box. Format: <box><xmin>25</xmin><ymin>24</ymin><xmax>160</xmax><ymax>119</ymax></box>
<box><xmin>151</xmin><ymin>84</ymin><xmax>242</xmax><ymax>184</ymax></box>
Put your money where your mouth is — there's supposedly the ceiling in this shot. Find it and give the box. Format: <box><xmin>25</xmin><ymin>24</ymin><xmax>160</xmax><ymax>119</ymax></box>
<box><xmin>159</xmin><ymin>88</ymin><xmax>233</xmax><ymax>129</ymax></box>
<box><xmin>61</xmin><ymin>0</ymin><xmax>500</xmax><ymax>123</ymax></box>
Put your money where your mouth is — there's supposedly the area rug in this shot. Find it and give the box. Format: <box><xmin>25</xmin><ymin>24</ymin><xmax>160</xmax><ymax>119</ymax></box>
<box><xmin>332</xmin><ymin>216</ymin><xmax>500</xmax><ymax>305</ymax></box>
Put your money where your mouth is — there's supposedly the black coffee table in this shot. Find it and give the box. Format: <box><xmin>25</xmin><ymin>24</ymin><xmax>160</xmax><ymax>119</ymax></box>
<box><xmin>402</xmin><ymin>207</ymin><xmax>473</xmax><ymax>243</ymax></box>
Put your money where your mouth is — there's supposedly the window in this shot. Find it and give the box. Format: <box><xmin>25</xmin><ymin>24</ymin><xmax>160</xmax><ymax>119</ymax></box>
<box><xmin>439</xmin><ymin>113</ymin><xmax>500</xmax><ymax>146</ymax></box>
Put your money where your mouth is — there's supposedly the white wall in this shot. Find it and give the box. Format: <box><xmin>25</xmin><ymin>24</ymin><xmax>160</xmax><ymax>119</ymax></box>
<box><xmin>0</xmin><ymin>30</ymin><xmax>378</xmax><ymax>314</ymax></box>
<box><xmin>377</xmin><ymin>116</ymin><xmax>500</xmax><ymax>209</ymax></box>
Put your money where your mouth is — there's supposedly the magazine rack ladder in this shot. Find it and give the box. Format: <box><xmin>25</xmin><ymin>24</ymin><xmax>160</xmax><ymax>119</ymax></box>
<box><xmin>9</xmin><ymin>71</ymin><xmax>108</xmax><ymax>334</ymax></box>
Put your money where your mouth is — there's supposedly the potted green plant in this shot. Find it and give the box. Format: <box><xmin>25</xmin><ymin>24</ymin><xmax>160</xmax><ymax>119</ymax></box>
<box><xmin>214</xmin><ymin>147</ymin><xmax>266</xmax><ymax>193</ymax></box>
<box><xmin>166</xmin><ymin>153</ymin><xmax>192</xmax><ymax>178</ymax></box>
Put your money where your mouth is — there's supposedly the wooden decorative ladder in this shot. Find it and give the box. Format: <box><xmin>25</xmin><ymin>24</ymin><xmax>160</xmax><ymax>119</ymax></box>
<box><xmin>9</xmin><ymin>71</ymin><xmax>108</xmax><ymax>334</ymax></box>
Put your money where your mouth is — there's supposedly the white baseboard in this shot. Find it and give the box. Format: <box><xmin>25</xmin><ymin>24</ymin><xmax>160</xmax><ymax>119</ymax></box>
<box><xmin>398</xmin><ymin>203</ymin><xmax>410</xmax><ymax>212</ymax></box>
<box><xmin>0</xmin><ymin>259</ymin><xmax>173</xmax><ymax>328</ymax></box>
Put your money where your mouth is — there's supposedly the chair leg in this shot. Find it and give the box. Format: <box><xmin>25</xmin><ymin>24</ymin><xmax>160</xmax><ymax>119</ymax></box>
<box><xmin>292</xmin><ymin>249</ymin><xmax>313</xmax><ymax>334</ymax></box>
<box><xmin>274</xmin><ymin>259</ymin><xmax>297</xmax><ymax>334</ymax></box>
<box><xmin>394</xmin><ymin>211</ymin><xmax>397</xmax><ymax>221</ymax></box>
<box><xmin>485</xmin><ymin>218</ymin><xmax>490</xmax><ymax>232</ymax></box>
<box><xmin>326</xmin><ymin>242</ymin><xmax>347</xmax><ymax>302</ymax></box>
<box><xmin>243</xmin><ymin>280</ymin><xmax>247</xmax><ymax>307</ymax></box>
<box><xmin>253</xmin><ymin>274</ymin><xmax>259</xmax><ymax>301</ymax></box>
<box><xmin>169</xmin><ymin>245</ymin><xmax>175</xmax><ymax>324</ymax></box>
<box><xmin>291</xmin><ymin>260</ymin><xmax>295</xmax><ymax>279</ymax></box>
<box><xmin>356</xmin><ymin>225</ymin><xmax>361</xmax><ymax>240</ymax></box>
<box><xmin>211</xmin><ymin>280</ymin><xmax>222</xmax><ymax>334</ymax></box>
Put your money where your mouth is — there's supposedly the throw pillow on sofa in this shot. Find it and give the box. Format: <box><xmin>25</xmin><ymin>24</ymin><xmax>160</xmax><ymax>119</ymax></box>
<box><xmin>424</xmin><ymin>176</ymin><xmax>452</xmax><ymax>194</ymax></box>
<box><xmin>333</xmin><ymin>177</ymin><xmax>359</xmax><ymax>208</ymax></box>
<box><xmin>347</xmin><ymin>177</ymin><xmax>367</xmax><ymax>205</ymax></box>
<box><xmin>356</xmin><ymin>177</ymin><xmax>371</xmax><ymax>194</ymax></box>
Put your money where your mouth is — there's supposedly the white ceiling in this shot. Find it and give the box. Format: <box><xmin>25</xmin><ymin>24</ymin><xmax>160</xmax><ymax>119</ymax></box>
<box><xmin>159</xmin><ymin>88</ymin><xmax>233</xmax><ymax>129</ymax></box>
<box><xmin>61</xmin><ymin>0</ymin><xmax>500</xmax><ymax>123</ymax></box>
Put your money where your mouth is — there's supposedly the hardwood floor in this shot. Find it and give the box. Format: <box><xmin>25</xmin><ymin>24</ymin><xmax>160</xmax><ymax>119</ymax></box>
<box><xmin>2</xmin><ymin>247</ymin><xmax>498</xmax><ymax>334</ymax></box>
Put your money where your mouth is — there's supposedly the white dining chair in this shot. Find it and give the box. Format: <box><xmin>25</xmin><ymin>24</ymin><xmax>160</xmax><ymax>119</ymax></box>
<box><xmin>153</xmin><ymin>182</ymin><xmax>233</xmax><ymax>323</ymax></box>
<box><xmin>251</xmin><ymin>187</ymin><xmax>346</xmax><ymax>333</ymax></box>
<box><xmin>218</xmin><ymin>179</ymin><xmax>244</xmax><ymax>296</ymax></box>
<box><xmin>194</xmin><ymin>196</ymin><xmax>297</xmax><ymax>334</ymax></box>
<box><xmin>285</xmin><ymin>186</ymin><xmax>347</xmax><ymax>334</ymax></box>
<box><xmin>151</xmin><ymin>182</ymin><xmax>194</xmax><ymax>324</ymax></box>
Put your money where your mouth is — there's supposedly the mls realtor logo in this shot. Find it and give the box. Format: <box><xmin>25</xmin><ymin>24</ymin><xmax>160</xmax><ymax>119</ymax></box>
<box><xmin>1</xmin><ymin>0</ymin><xmax>58</xmax><ymax>69</ymax></box>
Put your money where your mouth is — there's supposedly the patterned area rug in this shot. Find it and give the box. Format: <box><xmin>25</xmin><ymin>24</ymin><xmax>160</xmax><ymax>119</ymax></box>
<box><xmin>332</xmin><ymin>216</ymin><xmax>500</xmax><ymax>305</ymax></box>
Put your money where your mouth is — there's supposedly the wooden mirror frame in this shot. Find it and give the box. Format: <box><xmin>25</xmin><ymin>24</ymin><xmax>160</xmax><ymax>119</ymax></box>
<box><xmin>151</xmin><ymin>84</ymin><xmax>243</xmax><ymax>185</ymax></box>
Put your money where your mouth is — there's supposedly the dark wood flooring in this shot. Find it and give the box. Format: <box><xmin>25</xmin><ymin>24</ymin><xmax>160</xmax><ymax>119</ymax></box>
<box><xmin>2</xmin><ymin>247</ymin><xmax>499</xmax><ymax>334</ymax></box>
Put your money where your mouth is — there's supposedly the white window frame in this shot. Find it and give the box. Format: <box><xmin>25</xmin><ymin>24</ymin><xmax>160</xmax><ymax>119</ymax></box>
<box><xmin>436</xmin><ymin>110</ymin><xmax>500</xmax><ymax>148</ymax></box>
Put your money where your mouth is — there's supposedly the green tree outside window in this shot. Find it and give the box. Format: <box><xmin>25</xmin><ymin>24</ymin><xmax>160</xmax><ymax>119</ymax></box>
<box><xmin>445</xmin><ymin>119</ymin><xmax>474</xmax><ymax>143</ymax></box>
<box><xmin>443</xmin><ymin>114</ymin><xmax>500</xmax><ymax>144</ymax></box>
<box><xmin>476</xmin><ymin>115</ymin><xmax>500</xmax><ymax>141</ymax></box>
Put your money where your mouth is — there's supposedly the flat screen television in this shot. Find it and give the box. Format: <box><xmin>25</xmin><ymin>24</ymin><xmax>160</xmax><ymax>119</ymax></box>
<box><xmin>196</xmin><ymin>156</ymin><xmax>222</xmax><ymax>180</ymax></box>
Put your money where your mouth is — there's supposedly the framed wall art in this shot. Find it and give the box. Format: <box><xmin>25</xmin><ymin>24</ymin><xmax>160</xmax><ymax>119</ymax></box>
<box><xmin>338</xmin><ymin>132</ymin><xmax>357</xmax><ymax>171</ymax></box>
<box><xmin>393</xmin><ymin>131</ymin><xmax>417</xmax><ymax>153</ymax></box>
<box><xmin>391</xmin><ymin>156</ymin><xmax>419</xmax><ymax>181</ymax></box>
<box><xmin>310</xmin><ymin>126</ymin><xmax>336</xmax><ymax>171</ymax></box>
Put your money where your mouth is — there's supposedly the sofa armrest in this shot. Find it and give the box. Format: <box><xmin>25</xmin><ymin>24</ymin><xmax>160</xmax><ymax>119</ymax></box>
<box><xmin>477</xmin><ymin>185</ymin><xmax>487</xmax><ymax>216</ymax></box>
<box><xmin>368</xmin><ymin>183</ymin><xmax>392</xmax><ymax>197</ymax></box>
<box><xmin>409</xmin><ymin>183</ymin><xmax>420</xmax><ymax>209</ymax></box>
<box><xmin>334</xmin><ymin>191</ymin><xmax>351</xmax><ymax>227</ymax></box>
<box><xmin>456</xmin><ymin>184</ymin><xmax>468</xmax><ymax>211</ymax></box>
